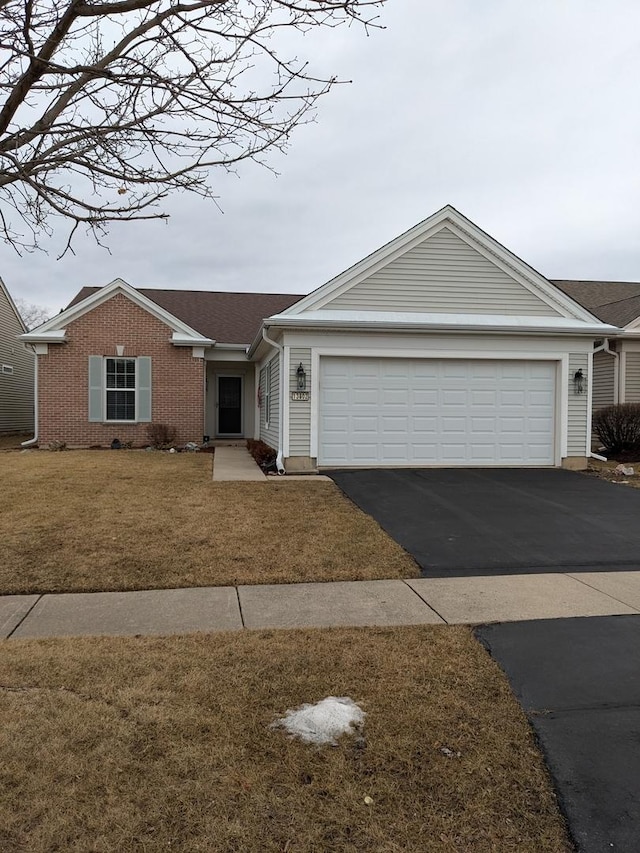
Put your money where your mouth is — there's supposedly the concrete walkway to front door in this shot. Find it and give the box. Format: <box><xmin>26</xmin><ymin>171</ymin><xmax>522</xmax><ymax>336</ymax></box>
<box><xmin>2</xmin><ymin>571</ymin><xmax>640</xmax><ymax>640</ymax></box>
<box><xmin>211</xmin><ymin>445</ymin><xmax>332</xmax><ymax>481</ymax></box>
<box><xmin>212</xmin><ymin>445</ymin><xmax>266</xmax><ymax>481</ymax></box>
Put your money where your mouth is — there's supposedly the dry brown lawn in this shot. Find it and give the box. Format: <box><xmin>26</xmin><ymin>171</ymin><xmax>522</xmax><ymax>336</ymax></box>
<box><xmin>0</xmin><ymin>626</ymin><xmax>571</xmax><ymax>853</ymax></box>
<box><xmin>0</xmin><ymin>450</ymin><xmax>417</xmax><ymax>594</ymax></box>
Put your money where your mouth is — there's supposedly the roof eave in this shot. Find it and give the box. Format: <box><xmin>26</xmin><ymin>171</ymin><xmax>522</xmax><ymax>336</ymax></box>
<box><xmin>261</xmin><ymin>316</ymin><xmax>619</xmax><ymax>337</ymax></box>
<box><xmin>171</xmin><ymin>333</ymin><xmax>215</xmax><ymax>347</ymax></box>
<box><xmin>19</xmin><ymin>330</ymin><xmax>67</xmax><ymax>343</ymax></box>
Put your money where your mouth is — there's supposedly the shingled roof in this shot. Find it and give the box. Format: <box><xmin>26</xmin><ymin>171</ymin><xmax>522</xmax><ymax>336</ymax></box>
<box><xmin>552</xmin><ymin>280</ymin><xmax>640</xmax><ymax>328</ymax></box>
<box><xmin>68</xmin><ymin>287</ymin><xmax>304</xmax><ymax>344</ymax></box>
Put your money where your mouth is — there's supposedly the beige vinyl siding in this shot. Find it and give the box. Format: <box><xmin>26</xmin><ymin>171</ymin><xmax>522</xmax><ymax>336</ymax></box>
<box><xmin>592</xmin><ymin>350</ymin><xmax>616</xmax><ymax>410</ymax></box>
<box><xmin>259</xmin><ymin>354</ymin><xmax>279</xmax><ymax>450</ymax></box>
<box><xmin>327</xmin><ymin>227</ymin><xmax>561</xmax><ymax>316</ymax></box>
<box><xmin>567</xmin><ymin>353</ymin><xmax>589</xmax><ymax>456</ymax></box>
<box><xmin>289</xmin><ymin>347</ymin><xmax>312</xmax><ymax>456</ymax></box>
<box><xmin>624</xmin><ymin>352</ymin><xmax>640</xmax><ymax>402</ymax></box>
<box><xmin>0</xmin><ymin>284</ymin><xmax>34</xmax><ymax>433</ymax></box>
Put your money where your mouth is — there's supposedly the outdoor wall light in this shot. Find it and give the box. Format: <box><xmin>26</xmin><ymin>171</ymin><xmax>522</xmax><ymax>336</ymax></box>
<box><xmin>573</xmin><ymin>368</ymin><xmax>585</xmax><ymax>395</ymax></box>
<box><xmin>296</xmin><ymin>362</ymin><xmax>307</xmax><ymax>390</ymax></box>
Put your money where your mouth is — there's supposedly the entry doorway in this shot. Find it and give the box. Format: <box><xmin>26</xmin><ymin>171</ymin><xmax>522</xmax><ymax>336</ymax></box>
<box><xmin>216</xmin><ymin>375</ymin><xmax>243</xmax><ymax>436</ymax></box>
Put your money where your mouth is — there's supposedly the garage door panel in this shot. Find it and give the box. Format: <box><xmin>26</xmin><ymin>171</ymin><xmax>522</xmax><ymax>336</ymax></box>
<box><xmin>352</xmin><ymin>389</ymin><xmax>379</xmax><ymax>405</ymax></box>
<box><xmin>323</xmin><ymin>389</ymin><xmax>349</xmax><ymax>405</ymax></box>
<box><xmin>471</xmin><ymin>417</ymin><xmax>495</xmax><ymax>431</ymax></box>
<box><xmin>471</xmin><ymin>390</ymin><xmax>497</xmax><ymax>406</ymax></box>
<box><xmin>319</xmin><ymin>357</ymin><xmax>556</xmax><ymax>467</ymax></box>
<box><xmin>413</xmin><ymin>390</ymin><xmax>439</xmax><ymax>405</ymax></box>
<box><xmin>442</xmin><ymin>363</ymin><xmax>468</xmax><ymax>379</ymax></box>
<box><xmin>442</xmin><ymin>390</ymin><xmax>467</xmax><ymax>406</ymax></box>
<box><xmin>413</xmin><ymin>416</ymin><xmax>438</xmax><ymax>432</ymax></box>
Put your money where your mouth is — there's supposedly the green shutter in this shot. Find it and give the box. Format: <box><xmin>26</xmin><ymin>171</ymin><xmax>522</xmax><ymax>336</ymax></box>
<box><xmin>137</xmin><ymin>356</ymin><xmax>152</xmax><ymax>422</ymax></box>
<box><xmin>88</xmin><ymin>356</ymin><xmax>103</xmax><ymax>422</ymax></box>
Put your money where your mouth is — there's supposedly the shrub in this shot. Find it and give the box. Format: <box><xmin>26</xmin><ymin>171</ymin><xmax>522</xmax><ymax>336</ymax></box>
<box><xmin>593</xmin><ymin>404</ymin><xmax>640</xmax><ymax>455</ymax></box>
<box><xmin>146</xmin><ymin>423</ymin><xmax>177</xmax><ymax>449</ymax></box>
<box><xmin>246</xmin><ymin>439</ymin><xmax>276</xmax><ymax>468</ymax></box>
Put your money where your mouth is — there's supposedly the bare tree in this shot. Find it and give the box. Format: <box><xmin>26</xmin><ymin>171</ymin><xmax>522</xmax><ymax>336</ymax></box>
<box><xmin>0</xmin><ymin>0</ymin><xmax>383</xmax><ymax>254</ymax></box>
<box><xmin>14</xmin><ymin>297</ymin><xmax>52</xmax><ymax>328</ymax></box>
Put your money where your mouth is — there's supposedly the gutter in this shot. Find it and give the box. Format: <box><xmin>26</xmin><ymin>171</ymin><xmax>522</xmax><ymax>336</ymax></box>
<box><xmin>260</xmin><ymin>317</ymin><xmax>618</xmax><ymax>337</ymax></box>
<box><xmin>21</xmin><ymin>352</ymin><xmax>38</xmax><ymax>446</ymax></box>
<box><xmin>261</xmin><ymin>328</ymin><xmax>286</xmax><ymax>474</ymax></box>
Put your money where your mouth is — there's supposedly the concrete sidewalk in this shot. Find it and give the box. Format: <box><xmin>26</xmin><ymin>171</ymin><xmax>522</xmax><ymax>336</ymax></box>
<box><xmin>212</xmin><ymin>445</ymin><xmax>266</xmax><ymax>481</ymax></box>
<box><xmin>3</xmin><ymin>571</ymin><xmax>640</xmax><ymax>639</ymax></box>
<box><xmin>212</xmin><ymin>445</ymin><xmax>332</xmax><ymax>482</ymax></box>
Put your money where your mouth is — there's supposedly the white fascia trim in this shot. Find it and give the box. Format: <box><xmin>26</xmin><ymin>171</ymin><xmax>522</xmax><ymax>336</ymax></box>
<box><xmin>20</xmin><ymin>278</ymin><xmax>209</xmax><ymax>343</ymax></box>
<box><xmin>214</xmin><ymin>343</ymin><xmax>250</xmax><ymax>350</ymax></box>
<box><xmin>263</xmin><ymin>311</ymin><xmax>617</xmax><ymax>337</ymax></box>
<box><xmin>171</xmin><ymin>333</ymin><xmax>215</xmax><ymax>346</ymax></box>
<box><xmin>19</xmin><ymin>329</ymin><xmax>67</xmax><ymax>343</ymax></box>
<box><xmin>282</xmin><ymin>205</ymin><xmax>604</xmax><ymax>324</ymax></box>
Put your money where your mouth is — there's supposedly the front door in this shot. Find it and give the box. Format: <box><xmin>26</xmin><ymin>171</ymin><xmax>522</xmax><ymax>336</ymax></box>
<box><xmin>217</xmin><ymin>375</ymin><xmax>243</xmax><ymax>436</ymax></box>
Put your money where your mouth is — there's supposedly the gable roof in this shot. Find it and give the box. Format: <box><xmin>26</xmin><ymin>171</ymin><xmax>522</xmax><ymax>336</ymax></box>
<box><xmin>552</xmin><ymin>280</ymin><xmax>640</xmax><ymax>328</ymax></box>
<box><xmin>281</xmin><ymin>205</ymin><xmax>602</xmax><ymax>324</ymax></box>
<box><xmin>68</xmin><ymin>286</ymin><xmax>304</xmax><ymax>345</ymax></box>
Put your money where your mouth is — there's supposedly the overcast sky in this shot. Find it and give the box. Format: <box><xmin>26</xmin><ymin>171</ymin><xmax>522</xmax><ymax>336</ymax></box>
<box><xmin>5</xmin><ymin>0</ymin><xmax>640</xmax><ymax>315</ymax></box>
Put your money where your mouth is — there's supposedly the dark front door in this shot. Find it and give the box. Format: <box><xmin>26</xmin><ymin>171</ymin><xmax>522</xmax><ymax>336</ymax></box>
<box><xmin>217</xmin><ymin>376</ymin><xmax>242</xmax><ymax>435</ymax></box>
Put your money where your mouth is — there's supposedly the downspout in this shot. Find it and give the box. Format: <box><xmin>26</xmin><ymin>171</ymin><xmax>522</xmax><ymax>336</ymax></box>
<box><xmin>261</xmin><ymin>327</ymin><xmax>286</xmax><ymax>474</ymax></box>
<box><xmin>21</xmin><ymin>349</ymin><xmax>38</xmax><ymax>446</ymax></box>
<box><xmin>590</xmin><ymin>338</ymin><xmax>619</xmax><ymax>462</ymax></box>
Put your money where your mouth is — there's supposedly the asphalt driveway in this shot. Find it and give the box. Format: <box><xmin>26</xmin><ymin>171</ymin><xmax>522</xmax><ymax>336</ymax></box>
<box><xmin>476</xmin><ymin>615</ymin><xmax>640</xmax><ymax>853</ymax></box>
<box><xmin>328</xmin><ymin>468</ymin><xmax>640</xmax><ymax>576</ymax></box>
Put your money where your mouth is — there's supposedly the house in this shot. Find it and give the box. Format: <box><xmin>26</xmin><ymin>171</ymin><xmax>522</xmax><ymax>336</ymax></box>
<box><xmin>21</xmin><ymin>206</ymin><xmax>617</xmax><ymax>470</ymax></box>
<box><xmin>553</xmin><ymin>280</ymin><xmax>640</xmax><ymax>413</ymax></box>
<box><xmin>0</xmin><ymin>277</ymin><xmax>34</xmax><ymax>434</ymax></box>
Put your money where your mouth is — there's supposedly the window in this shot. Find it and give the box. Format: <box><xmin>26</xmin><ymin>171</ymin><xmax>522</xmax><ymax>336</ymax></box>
<box><xmin>89</xmin><ymin>355</ymin><xmax>151</xmax><ymax>423</ymax></box>
<box><xmin>105</xmin><ymin>358</ymin><xmax>136</xmax><ymax>421</ymax></box>
<box><xmin>1</xmin><ymin>364</ymin><xmax>13</xmax><ymax>375</ymax></box>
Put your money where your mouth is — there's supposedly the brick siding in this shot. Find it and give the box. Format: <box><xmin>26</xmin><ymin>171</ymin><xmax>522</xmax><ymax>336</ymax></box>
<box><xmin>38</xmin><ymin>293</ymin><xmax>204</xmax><ymax>447</ymax></box>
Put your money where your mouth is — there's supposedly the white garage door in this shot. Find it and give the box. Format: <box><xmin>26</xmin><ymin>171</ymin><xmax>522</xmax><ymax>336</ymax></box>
<box><xmin>319</xmin><ymin>357</ymin><xmax>556</xmax><ymax>466</ymax></box>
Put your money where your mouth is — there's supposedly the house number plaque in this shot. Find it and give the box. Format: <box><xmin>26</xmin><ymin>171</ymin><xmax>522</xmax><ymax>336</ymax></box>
<box><xmin>290</xmin><ymin>391</ymin><xmax>310</xmax><ymax>402</ymax></box>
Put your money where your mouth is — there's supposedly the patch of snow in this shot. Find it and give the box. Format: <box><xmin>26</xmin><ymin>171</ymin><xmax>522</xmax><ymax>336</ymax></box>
<box><xmin>271</xmin><ymin>696</ymin><xmax>365</xmax><ymax>746</ymax></box>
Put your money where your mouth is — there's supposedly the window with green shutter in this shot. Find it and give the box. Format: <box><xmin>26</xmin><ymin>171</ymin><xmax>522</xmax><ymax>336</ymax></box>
<box><xmin>88</xmin><ymin>356</ymin><xmax>152</xmax><ymax>423</ymax></box>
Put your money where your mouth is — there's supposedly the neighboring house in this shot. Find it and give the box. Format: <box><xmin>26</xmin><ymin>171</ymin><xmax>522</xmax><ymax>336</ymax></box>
<box><xmin>0</xmin><ymin>277</ymin><xmax>34</xmax><ymax>433</ymax></box>
<box><xmin>21</xmin><ymin>206</ymin><xmax>616</xmax><ymax>470</ymax></box>
<box><xmin>554</xmin><ymin>280</ymin><xmax>640</xmax><ymax>413</ymax></box>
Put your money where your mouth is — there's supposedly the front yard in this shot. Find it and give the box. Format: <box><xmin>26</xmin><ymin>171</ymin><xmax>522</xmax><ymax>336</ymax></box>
<box><xmin>0</xmin><ymin>451</ymin><xmax>417</xmax><ymax>594</ymax></box>
<box><xmin>0</xmin><ymin>626</ymin><xmax>571</xmax><ymax>852</ymax></box>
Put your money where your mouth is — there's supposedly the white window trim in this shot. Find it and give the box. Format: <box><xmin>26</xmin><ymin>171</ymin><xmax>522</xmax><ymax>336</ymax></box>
<box><xmin>1</xmin><ymin>363</ymin><xmax>14</xmax><ymax>375</ymax></box>
<box><xmin>104</xmin><ymin>356</ymin><xmax>138</xmax><ymax>423</ymax></box>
